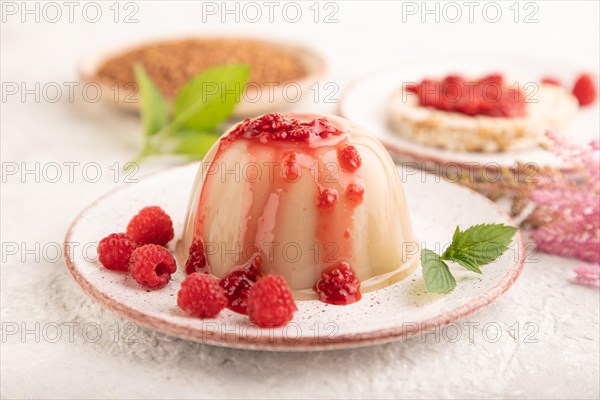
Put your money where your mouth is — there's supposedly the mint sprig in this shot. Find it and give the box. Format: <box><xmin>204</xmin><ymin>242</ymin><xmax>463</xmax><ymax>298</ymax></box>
<box><xmin>130</xmin><ymin>64</ymin><xmax>250</xmax><ymax>165</ymax></box>
<box><xmin>421</xmin><ymin>223</ymin><xmax>518</xmax><ymax>294</ymax></box>
<box><xmin>421</xmin><ymin>249</ymin><xmax>456</xmax><ymax>294</ymax></box>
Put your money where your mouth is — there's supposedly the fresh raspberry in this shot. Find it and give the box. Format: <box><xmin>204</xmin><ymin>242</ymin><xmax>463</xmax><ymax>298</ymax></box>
<box><xmin>126</xmin><ymin>206</ymin><xmax>174</xmax><ymax>246</ymax></box>
<box><xmin>346</xmin><ymin>183</ymin><xmax>364</xmax><ymax>205</ymax></box>
<box><xmin>315</xmin><ymin>262</ymin><xmax>362</xmax><ymax>305</ymax></box>
<box><xmin>219</xmin><ymin>254</ymin><xmax>261</xmax><ymax>314</ymax></box>
<box><xmin>443</xmin><ymin>75</ymin><xmax>466</xmax><ymax>86</ymax></box>
<box><xmin>441</xmin><ymin>76</ymin><xmax>464</xmax><ymax>106</ymax></box>
<box><xmin>185</xmin><ymin>239</ymin><xmax>208</xmax><ymax>275</ymax></box>
<box><xmin>177</xmin><ymin>273</ymin><xmax>227</xmax><ymax>318</ymax></box>
<box><xmin>478</xmin><ymin>73</ymin><xmax>503</xmax><ymax>86</ymax></box>
<box><xmin>317</xmin><ymin>186</ymin><xmax>338</xmax><ymax>209</ymax></box>
<box><xmin>442</xmin><ymin>82</ymin><xmax>462</xmax><ymax>103</ymax></box>
<box><xmin>129</xmin><ymin>244</ymin><xmax>176</xmax><ymax>289</ymax></box>
<box><xmin>418</xmin><ymin>79</ymin><xmax>438</xmax><ymax>107</ymax></box>
<box><xmin>405</xmin><ymin>83</ymin><xmax>419</xmax><ymax>93</ymax></box>
<box><xmin>97</xmin><ymin>233</ymin><xmax>138</xmax><ymax>271</ymax></box>
<box><xmin>541</xmin><ymin>77</ymin><xmax>562</xmax><ymax>86</ymax></box>
<box><xmin>337</xmin><ymin>145</ymin><xmax>362</xmax><ymax>172</ymax></box>
<box><xmin>247</xmin><ymin>275</ymin><xmax>297</xmax><ymax>328</ymax></box>
<box><xmin>573</xmin><ymin>73</ymin><xmax>597</xmax><ymax>106</ymax></box>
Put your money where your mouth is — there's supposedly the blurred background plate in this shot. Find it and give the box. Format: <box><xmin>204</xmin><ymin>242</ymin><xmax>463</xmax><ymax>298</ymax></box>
<box><xmin>339</xmin><ymin>56</ymin><xmax>599</xmax><ymax>171</ymax></box>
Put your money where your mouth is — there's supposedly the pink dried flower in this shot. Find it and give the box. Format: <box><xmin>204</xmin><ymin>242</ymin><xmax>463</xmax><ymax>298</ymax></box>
<box><xmin>573</xmin><ymin>263</ymin><xmax>600</xmax><ymax>287</ymax></box>
<box><xmin>529</xmin><ymin>132</ymin><xmax>600</xmax><ymax>264</ymax></box>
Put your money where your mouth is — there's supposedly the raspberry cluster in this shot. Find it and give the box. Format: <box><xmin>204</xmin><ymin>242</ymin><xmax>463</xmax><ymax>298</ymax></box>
<box><xmin>222</xmin><ymin>113</ymin><xmax>342</xmax><ymax>147</ymax></box>
<box><xmin>97</xmin><ymin>207</ymin><xmax>298</xmax><ymax>327</ymax></box>
<box><xmin>97</xmin><ymin>206</ymin><xmax>176</xmax><ymax>290</ymax></box>
<box><xmin>407</xmin><ymin>74</ymin><xmax>526</xmax><ymax>118</ymax></box>
<box><xmin>315</xmin><ymin>262</ymin><xmax>362</xmax><ymax>305</ymax></box>
<box><xmin>178</xmin><ymin>244</ymin><xmax>296</xmax><ymax>327</ymax></box>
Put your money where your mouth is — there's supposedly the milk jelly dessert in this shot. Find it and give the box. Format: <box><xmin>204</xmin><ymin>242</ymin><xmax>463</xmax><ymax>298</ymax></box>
<box><xmin>178</xmin><ymin>113</ymin><xmax>420</xmax><ymax>305</ymax></box>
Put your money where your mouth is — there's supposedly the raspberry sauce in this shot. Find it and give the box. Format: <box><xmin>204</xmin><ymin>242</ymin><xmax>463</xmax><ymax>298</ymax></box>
<box><xmin>407</xmin><ymin>74</ymin><xmax>526</xmax><ymax>118</ymax></box>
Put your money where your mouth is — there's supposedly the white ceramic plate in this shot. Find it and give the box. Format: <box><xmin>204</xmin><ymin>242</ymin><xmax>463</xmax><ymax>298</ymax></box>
<box><xmin>339</xmin><ymin>57</ymin><xmax>599</xmax><ymax>170</ymax></box>
<box><xmin>65</xmin><ymin>163</ymin><xmax>524</xmax><ymax>351</ymax></box>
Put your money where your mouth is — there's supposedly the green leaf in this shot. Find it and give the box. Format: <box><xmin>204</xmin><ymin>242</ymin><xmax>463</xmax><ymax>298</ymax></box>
<box><xmin>442</xmin><ymin>224</ymin><xmax>518</xmax><ymax>271</ymax></box>
<box><xmin>134</xmin><ymin>64</ymin><xmax>168</xmax><ymax>136</ymax></box>
<box><xmin>168</xmin><ymin>132</ymin><xmax>220</xmax><ymax>159</ymax></box>
<box><xmin>172</xmin><ymin>64</ymin><xmax>250</xmax><ymax>132</ymax></box>
<box><xmin>421</xmin><ymin>249</ymin><xmax>456</xmax><ymax>294</ymax></box>
<box><xmin>444</xmin><ymin>252</ymin><xmax>483</xmax><ymax>274</ymax></box>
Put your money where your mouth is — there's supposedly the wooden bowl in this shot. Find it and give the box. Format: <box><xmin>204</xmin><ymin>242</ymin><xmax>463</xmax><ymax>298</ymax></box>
<box><xmin>79</xmin><ymin>37</ymin><xmax>327</xmax><ymax>117</ymax></box>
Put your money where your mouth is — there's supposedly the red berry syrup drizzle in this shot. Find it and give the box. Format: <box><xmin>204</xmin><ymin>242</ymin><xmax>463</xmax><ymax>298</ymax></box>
<box><xmin>314</xmin><ymin>261</ymin><xmax>362</xmax><ymax>305</ymax></box>
<box><xmin>219</xmin><ymin>253</ymin><xmax>262</xmax><ymax>314</ymax></box>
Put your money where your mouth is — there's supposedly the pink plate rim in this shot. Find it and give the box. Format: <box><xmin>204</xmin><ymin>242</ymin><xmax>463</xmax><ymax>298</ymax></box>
<box><xmin>64</xmin><ymin>163</ymin><xmax>525</xmax><ymax>351</ymax></box>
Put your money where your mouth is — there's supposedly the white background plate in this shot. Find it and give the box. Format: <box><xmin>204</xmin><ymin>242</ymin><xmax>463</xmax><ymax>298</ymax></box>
<box><xmin>339</xmin><ymin>57</ymin><xmax>599</xmax><ymax>169</ymax></box>
<box><xmin>65</xmin><ymin>163</ymin><xmax>524</xmax><ymax>351</ymax></box>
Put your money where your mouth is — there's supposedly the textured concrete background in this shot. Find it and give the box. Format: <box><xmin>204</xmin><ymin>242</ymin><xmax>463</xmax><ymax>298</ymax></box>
<box><xmin>1</xmin><ymin>1</ymin><xmax>599</xmax><ymax>398</ymax></box>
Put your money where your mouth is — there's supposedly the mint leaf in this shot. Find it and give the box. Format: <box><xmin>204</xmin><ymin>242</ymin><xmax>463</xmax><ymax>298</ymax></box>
<box><xmin>442</xmin><ymin>224</ymin><xmax>518</xmax><ymax>271</ymax></box>
<box><xmin>443</xmin><ymin>252</ymin><xmax>483</xmax><ymax>274</ymax></box>
<box><xmin>421</xmin><ymin>249</ymin><xmax>456</xmax><ymax>294</ymax></box>
<box><xmin>420</xmin><ymin>224</ymin><xmax>518</xmax><ymax>294</ymax></box>
<box><xmin>134</xmin><ymin>64</ymin><xmax>168</xmax><ymax>136</ymax></box>
<box><xmin>169</xmin><ymin>131</ymin><xmax>220</xmax><ymax>159</ymax></box>
<box><xmin>172</xmin><ymin>64</ymin><xmax>250</xmax><ymax>132</ymax></box>
<box><xmin>129</xmin><ymin>64</ymin><xmax>248</xmax><ymax>167</ymax></box>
